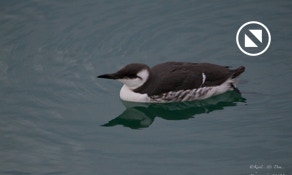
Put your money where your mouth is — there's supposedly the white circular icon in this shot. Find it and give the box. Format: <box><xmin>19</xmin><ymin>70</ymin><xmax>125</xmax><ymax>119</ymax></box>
<box><xmin>236</xmin><ymin>21</ymin><xmax>271</xmax><ymax>56</ymax></box>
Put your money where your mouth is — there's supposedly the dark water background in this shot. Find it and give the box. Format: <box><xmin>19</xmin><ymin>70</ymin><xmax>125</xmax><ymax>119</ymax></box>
<box><xmin>0</xmin><ymin>0</ymin><xmax>291</xmax><ymax>175</ymax></box>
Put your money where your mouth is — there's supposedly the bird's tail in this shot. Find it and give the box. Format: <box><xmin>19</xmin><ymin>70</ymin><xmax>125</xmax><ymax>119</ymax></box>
<box><xmin>229</xmin><ymin>66</ymin><xmax>245</xmax><ymax>93</ymax></box>
<box><xmin>231</xmin><ymin>66</ymin><xmax>245</xmax><ymax>79</ymax></box>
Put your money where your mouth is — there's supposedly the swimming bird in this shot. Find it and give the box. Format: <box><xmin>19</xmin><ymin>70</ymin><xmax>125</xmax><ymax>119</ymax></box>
<box><xmin>97</xmin><ymin>62</ymin><xmax>245</xmax><ymax>103</ymax></box>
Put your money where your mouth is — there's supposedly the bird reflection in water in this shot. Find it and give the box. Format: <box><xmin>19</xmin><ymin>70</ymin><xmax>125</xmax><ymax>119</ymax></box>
<box><xmin>102</xmin><ymin>91</ymin><xmax>246</xmax><ymax>129</ymax></box>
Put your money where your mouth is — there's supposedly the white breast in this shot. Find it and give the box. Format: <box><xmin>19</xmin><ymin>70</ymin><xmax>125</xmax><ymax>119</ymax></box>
<box><xmin>120</xmin><ymin>85</ymin><xmax>150</xmax><ymax>102</ymax></box>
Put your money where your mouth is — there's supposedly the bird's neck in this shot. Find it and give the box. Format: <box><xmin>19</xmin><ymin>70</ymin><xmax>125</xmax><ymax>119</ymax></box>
<box><xmin>123</xmin><ymin>69</ymin><xmax>151</xmax><ymax>90</ymax></box>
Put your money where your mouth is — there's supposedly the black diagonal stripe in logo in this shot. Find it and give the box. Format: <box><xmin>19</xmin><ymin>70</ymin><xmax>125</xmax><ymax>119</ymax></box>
<box><xmin>245</xmin><ymin>30</ymin><xmax>263</xmax><ymax>47</ymax></box>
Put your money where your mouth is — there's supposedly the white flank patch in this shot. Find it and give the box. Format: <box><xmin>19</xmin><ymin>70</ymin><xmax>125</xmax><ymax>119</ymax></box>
<box><xmin>119</xmin><ymin>75</ymin><xmax>238</xmax><ymax>103</ymax></box>
<box><xmin>203</xmin><ymin>78</ymin><xmax>235</xmax><ymax>98</ymax></box>
<box><xmin>201</xmin><ymin>72</ymin><xmax>206</xmax><ymax>86</ymax></box>
<box><xmin>150</xmin><ymin>78</ymin><xmax>237</xmax><ymax>103</ymax></box>
<box><xmin>120</xmin><ymin>85</ymin><xmax>150</xmax><ymax>102</ymax></box>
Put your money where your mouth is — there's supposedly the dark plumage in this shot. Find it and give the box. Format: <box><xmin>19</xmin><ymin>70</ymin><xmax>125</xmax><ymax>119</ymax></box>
<box><xmin>98</xmin><ymin>61</ymin><xmax>245</xmax><ymax>103</ymax></box>
<box><xmin>134</xmin><ymin>62</ymin><xmax>245</xmax><ymax>96</ymax></box>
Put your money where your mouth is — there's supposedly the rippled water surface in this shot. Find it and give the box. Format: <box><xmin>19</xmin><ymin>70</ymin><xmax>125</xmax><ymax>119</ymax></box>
<box><xmin>0</xmin><ymin>0</ymin><xmax>291</xmax><ymax>175</ymax></box>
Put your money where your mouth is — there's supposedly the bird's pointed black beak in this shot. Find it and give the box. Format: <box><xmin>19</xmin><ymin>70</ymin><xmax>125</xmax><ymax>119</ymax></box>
<box><xmin>97</xmin><ymin>73</ymin><xmax>118</xmax><ymax>79</ymax></box>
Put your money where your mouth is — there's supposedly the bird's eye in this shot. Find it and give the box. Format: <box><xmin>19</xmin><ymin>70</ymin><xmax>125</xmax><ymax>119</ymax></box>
<box><xmin>127</xmin><ymin>74</ymin><xmax>142</xmax><ymax>79</ymax></box>
<box><xmin>128</xmin><ymin>74</ymin><xmax>137</xmax><ymax>78</ymax></box>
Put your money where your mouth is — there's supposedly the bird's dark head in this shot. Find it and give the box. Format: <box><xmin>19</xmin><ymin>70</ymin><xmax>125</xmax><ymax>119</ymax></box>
<box><xmin>97</xmin><ymin>63</ymin><xmax>150</xmax><ymax>90</ymax></box>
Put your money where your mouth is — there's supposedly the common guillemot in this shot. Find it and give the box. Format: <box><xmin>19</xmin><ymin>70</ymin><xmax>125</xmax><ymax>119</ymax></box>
<box><xmin>97</xmin><ymin>62</ymin><xmax>245</xmax><ymax>103</ymax></box>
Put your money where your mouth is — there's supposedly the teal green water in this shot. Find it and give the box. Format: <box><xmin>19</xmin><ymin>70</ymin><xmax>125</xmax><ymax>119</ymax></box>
<box><xmin>0</xmin><ymin>0</ymin><xmax>291</xmax><ymax>175</ymax></box>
